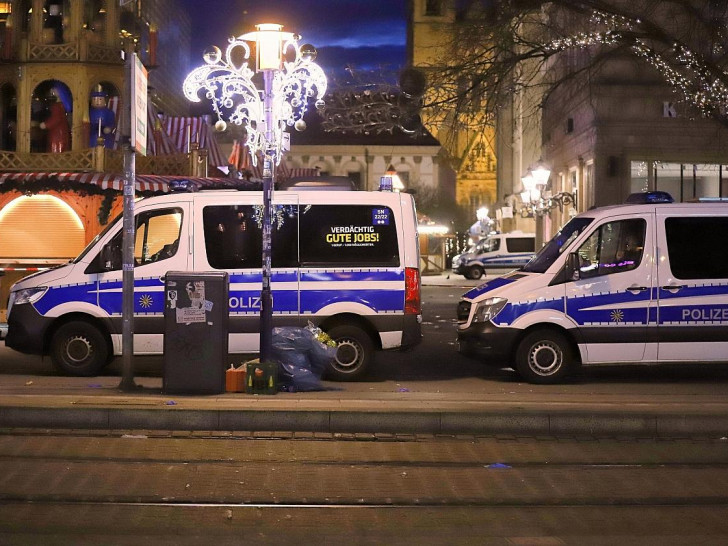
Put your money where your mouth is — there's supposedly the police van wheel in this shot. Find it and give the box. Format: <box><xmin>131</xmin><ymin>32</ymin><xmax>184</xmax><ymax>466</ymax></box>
<box><xmin>50</xmin><ymin>321</ymin><xmax>109</xmax><ymax>377</ymax></box>
<box><xmin>326</xmin><ymin>325</ymin><xmax>374</xmax><ymax>381</ymax></box>
<box><xmin>515</xmin><ymin>330</ymin><xmax>573</xmax><ymax>384</ymax></box>
<box><xmin>468</xmin><ymin>266</ymin><xmax>484</xmax><ymax>280</ymax></box>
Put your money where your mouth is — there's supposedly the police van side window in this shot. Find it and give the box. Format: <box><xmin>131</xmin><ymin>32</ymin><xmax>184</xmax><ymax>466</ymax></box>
<box><xmin>299</xmin><ymin>205</ymin><xmax>399</xmax><ymax>267</ymax></box>
<box><xmin>95</xmin><ymin>208</ymin><xmax>183</xmax><ymax>271</ymax></box>
<box><xmin>202</xmin><ymin>205</ymin><xmax>299</xmax><ymax>269</ymax></box>
<box><xmin>482</xmin><ymin>238</ymin><xmax>499</xmax><ymax>252</ymax></box>
<box><xmin>577</xmin><ymin>219</ymin><xmax>646</xmax><ymax>278</ymax></box>
<box><xmin>665</xmin><ymin>217</ymin><xmax>728</xmax><ymax>279</ymax></box>
<box><xmin>506</xmin><ymin>237</ymin><xmax>535</xmax><ymax>253</ymax></box>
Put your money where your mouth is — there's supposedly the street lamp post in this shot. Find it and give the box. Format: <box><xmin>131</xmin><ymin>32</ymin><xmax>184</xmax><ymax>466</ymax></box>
<box><xmin>184</xmin><ymin>24</ymin><xmax>327</xmax><ymax>362</ymax></box>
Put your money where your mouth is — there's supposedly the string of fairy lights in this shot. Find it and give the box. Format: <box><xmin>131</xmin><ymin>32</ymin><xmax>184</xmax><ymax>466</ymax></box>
<box><xmin>542</xmin><ymin>8</ymin><xmax>728</xmax><ymax>119</ymax></box>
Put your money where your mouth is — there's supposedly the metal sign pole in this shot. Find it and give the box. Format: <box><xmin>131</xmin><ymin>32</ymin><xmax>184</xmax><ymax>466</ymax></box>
<box><xmin>119</xmin><ymin>50</ymin><xmax>137</xmax><ymax>391</ymax></box>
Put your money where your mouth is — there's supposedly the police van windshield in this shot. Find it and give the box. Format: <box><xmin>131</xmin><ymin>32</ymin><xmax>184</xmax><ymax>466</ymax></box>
<box><xmin>72</xmin><ymin>212</ymin><xmax>122</xmax><ymax>264</ymax></box>
<box><xmin>521</xmin><ymin>217</ymin><xmax>593</xmax><ymax>273</ymax></box>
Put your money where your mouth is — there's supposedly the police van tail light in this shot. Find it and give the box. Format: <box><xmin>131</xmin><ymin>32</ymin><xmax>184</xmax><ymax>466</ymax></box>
<box><xmin>405</xmin><ymin>267</ymin><xmax>421</xmax><ymax>315</ymax></box>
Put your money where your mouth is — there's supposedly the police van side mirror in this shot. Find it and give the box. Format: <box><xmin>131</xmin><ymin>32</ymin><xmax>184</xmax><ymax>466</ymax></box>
<box><xmin>566</xmin><ymin>252</ymin><xmax>581</xmax><ymax>281</ymax></box>
<box><xmin>101</xmin><ymin>244</ymin><xmax>115</xmax><ymax>271</ymax></box>
<box><xmin>83</xmin><ymin>244</ymin><xmax>114</xmax><ymax>275</ymax></box>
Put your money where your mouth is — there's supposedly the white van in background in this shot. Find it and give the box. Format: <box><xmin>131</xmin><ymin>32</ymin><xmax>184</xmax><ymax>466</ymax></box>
<box><xmin>457</xmin><ymin>192</ymin><xmax>728</xmax><ymax>383</ymax></box>
<box><xmin>452</xmin><ymin>231</ymin><xmax>536</xmax><ymax>279</ymax></box>
<box><xmin>5</xmin><ymin>188</ymin><xmax>422</xmax><ymax>381</ymax></box>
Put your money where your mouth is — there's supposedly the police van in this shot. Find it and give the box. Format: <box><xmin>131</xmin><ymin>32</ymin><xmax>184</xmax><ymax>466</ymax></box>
<box><xmin>456</xmin><ymin>192</ymin><xmax>728</xmax><ymax>383</ymax></box>
<box><xmin>5</xmin><ymin>188</ymin><xmax>422</xmax><ymax>380</ymax></box>
<box><xmin>452</xmin><ymin>231</ymin><xmax>536</xmax><ymax>279</ymax></box>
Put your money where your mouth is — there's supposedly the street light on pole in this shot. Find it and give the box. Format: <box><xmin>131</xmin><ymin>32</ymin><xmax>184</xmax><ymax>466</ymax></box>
<box><xmin>183</xmin><ymin>24</ymin><xmax>327</xmax><ymax>363</ymax></box>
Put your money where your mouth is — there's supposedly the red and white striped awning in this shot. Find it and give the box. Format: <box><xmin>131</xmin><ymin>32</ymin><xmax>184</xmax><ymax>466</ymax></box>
<box><xmin>0</xmin><ymin>171</ymin><xmax>265</xmax><ymax>193</ymax></box>
<box><xmin>0</xmin><ymin>171</ymin><xmax>167</xmax><ymax>192</ymax></box>
<box><xmin>164</xmin><ymin>116</ymin><xmax>226</xmax><ymax>167</ymax></box>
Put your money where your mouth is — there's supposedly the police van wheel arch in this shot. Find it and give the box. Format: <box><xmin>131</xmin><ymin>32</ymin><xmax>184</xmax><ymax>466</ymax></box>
<box><xmin>324</xmin><ymin>324</ymin><xmax>375</xmax><ymax>382</ymax></box>
<box><xmin>466</xmin><ymin>265</ymin><xmax>484</xmax><ymax>280</ymax></box>
<box><xmin>49</xmin><ymin>320</ymin><xmax>111</xmax><ymax>377</ymax></box>
<box><xmin>515</xmin><ymin>328</ymin><xmax>576</xmax><ymax>384</ymax></box>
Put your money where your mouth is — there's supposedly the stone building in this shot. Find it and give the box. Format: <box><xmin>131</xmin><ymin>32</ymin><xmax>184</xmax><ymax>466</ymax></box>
<box><xmin>407</xmin><ymin>0</ymin><xmax>498</xmax><ymax>221</ymax></box>
<box><xmin>498</xmin><ymin>2</ymin><xmax>728</xmax><ymax>241</ymax></box>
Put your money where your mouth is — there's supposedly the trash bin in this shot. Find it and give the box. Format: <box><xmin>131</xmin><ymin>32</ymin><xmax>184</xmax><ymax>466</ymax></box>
<box><xmin>163</xmin><ymin>271</ymin><xmax>229</xmax><ymax>394</ymax></box>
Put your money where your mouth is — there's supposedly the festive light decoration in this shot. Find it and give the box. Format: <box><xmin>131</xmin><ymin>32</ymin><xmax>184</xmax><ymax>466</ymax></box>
<box><xmin>183</xmin><ymin>30</ymin><xmax>327</xmax><ymax>166</ymax></box>
<box><xmin>321</xmin><ymin>86</ymin><xmax>422</xmax><ymax>135</ymax></box>
<box><xmin>542</xmin><ymin>6</ymin><xmax>728</xmax><ymax>120</ymax></box>
<box><xmin>320</xmin><ymin>67</ymin><xmax>424</xmax><ymax>135</ymax></box>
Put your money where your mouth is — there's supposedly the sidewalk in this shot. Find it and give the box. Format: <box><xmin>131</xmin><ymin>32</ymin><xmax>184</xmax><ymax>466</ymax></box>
<box><xmin>2</xmin><ymin>371</ymin><xmax>728</xmax><ymax>438</ymax></box>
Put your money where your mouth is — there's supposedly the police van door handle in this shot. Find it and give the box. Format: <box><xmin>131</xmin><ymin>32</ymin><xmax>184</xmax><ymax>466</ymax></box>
<box><xmin>661</xmin><ymin>284</ymin><xmax>684</xmax><ymax>294</ymax></box>
<box><xmin>626</xmin><ymin>285</ymin><xmax>648</xmax><ymax>294</ymax></box>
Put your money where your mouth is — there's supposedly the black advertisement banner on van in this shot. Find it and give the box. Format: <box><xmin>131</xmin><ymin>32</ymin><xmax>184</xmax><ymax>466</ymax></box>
<box><xmin>324</xmin><ymin>208</ymin><xmax>391</xmax><ymax>248</ymax></box>
<box><xmin>202</xmin><ymin>204</ymin><xmax>400</xmax><ymax>269</ymax></box>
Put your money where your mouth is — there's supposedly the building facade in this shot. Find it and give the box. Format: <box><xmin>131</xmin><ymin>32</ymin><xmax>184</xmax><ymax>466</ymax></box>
<box><xmin>500</xmin><ymin>2</ymin><xmax>728</xmax><ymax>242</ymax></box>
<box><xmin>407</xmin><ymin>0</ymin><xmax>499</xmax><ymax>222</ymax></box>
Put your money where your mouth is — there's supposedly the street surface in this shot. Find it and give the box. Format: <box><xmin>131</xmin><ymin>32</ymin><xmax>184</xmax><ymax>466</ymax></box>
<box><xmin>1</xmin><ymin>430</ymin><xmax>728</xmax><ymax>544</ymax></box>
<box><xmin>3</xmin><ymin>279</ymin><xmax>728</xmax><ymax>395</ymax></box>
<box><xmin>3</xmin><ymin>277</ymin><xmax>728</xmax><ymax>543</ymax></box>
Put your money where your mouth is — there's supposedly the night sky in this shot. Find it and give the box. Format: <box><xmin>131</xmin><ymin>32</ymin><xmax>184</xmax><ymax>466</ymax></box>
<box><xmin>178</xmin><ymin>0</ymin><xmax>408</xmax><ymax>80</ymax></box>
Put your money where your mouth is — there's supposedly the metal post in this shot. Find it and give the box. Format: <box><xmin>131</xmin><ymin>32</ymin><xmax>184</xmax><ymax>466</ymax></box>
<box><xmin>259</xmin><ymin>70</ymin><xmax>275</xmax><ymax>363</ymax></box>
<box><xmin>119</xmin><ymin>50</ymin><xmax>137</xmax><ymax>391</ymax></box>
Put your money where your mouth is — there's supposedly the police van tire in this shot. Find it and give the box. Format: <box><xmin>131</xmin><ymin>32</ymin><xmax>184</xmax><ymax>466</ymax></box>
<box><xmin>468</xmin><ymin>266</ymin><xmax>484</xmax><ymax>280</ymax></box>
<box><xmin>326</xmin><ymin>325</ymin><xmax>374</xmax><ymax>381</ymax></box>
<box><xmin>515</xmin><ymin>330</ymin><xmax>573</xmax><ymax>384</ymax></box>
<box><xmin>50</xmin><ymin>321</ymin><xmax>109</xmax><ymax>377</ymax></box>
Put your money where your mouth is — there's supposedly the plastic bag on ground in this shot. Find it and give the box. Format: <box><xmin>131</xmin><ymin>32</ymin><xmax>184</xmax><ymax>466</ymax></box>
<box><xmin>271</xmin><ymin>324</ymin><xmax>337</xmax><ymax>391</ymax></box>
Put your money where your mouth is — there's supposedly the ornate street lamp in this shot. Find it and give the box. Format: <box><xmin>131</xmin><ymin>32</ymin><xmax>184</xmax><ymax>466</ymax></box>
<box><xmin>531</xmin><ymin>160</ymin><xmax>551</xmax><ymax>188</ymax></box>
<box><xmin>183</xmin><ymin>24</ymin><xmax>327</xmax><ymax>362</ymax></box>
<box><xmin>519</xmin><ymin>162</ymin><xmax>575</xmax><ymax>218</ymax></box>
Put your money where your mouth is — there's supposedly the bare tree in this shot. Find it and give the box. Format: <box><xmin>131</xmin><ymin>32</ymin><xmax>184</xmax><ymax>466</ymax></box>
<box><xmin>420</xmin><ymin>0</ymin><xmax>728</xmax><ymax>143</ymax></box>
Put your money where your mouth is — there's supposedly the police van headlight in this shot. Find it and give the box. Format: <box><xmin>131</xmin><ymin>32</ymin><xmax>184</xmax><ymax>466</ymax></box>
<box><xmin>452</xmin><ymin>254</ymin><xmax>462</xmax><ymax>266</ymax></box>
<box><xmin>12</xmin><ymin>287</ymin><xmax>47</xmax><ymax>307</ymax></box>
<box><xmin>472</xmin><ymin>297</ymin><xmax>507</xmax><ymax>323</ymax></box>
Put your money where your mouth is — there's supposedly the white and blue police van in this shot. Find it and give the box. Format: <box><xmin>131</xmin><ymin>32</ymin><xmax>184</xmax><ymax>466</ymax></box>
<box><xmin>5</xmin><ymin>188</ymin><xmax>422</xmax><ymax>380</ymax></box>
<box><xmin>452</xmin><ymin>231</ymin><xmax>536</xmax><ymax>279</ymax></box>
<box><xmin>457</xmin><ymin>192</ymin><xmax>728</xmax><ymax>383</ymax></box>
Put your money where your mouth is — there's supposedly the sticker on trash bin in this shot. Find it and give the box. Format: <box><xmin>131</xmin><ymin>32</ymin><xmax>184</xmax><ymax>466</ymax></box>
<box><xmin>185</xmin><ymin>281</ymin><xmax>205</xmax><ymax>309</ymax></box>
<box><xmin>204</xmin><ymin>299</ymin><xmax>214</xmax><ymax>312</ymax></box>
<box><xmin>176</xmin><ymin>307</ymin><xmax>206</xmax><ymax>323</ymax></box>
<box><xmin>167</xmin><ymin>290</ymin><xmax>177</xmax><ymax>309</ymax></box>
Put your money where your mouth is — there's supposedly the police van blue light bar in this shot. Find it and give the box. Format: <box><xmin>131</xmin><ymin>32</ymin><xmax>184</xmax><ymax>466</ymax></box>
<box><xmin>168</xmin><ymin>179</ymin><xmax>198</xmax><ymax>192</ymax></box>
<box><xmin>625</xmin><ymin>191</ymin><xmax>674</xmax><ymax>204</ymax></box>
